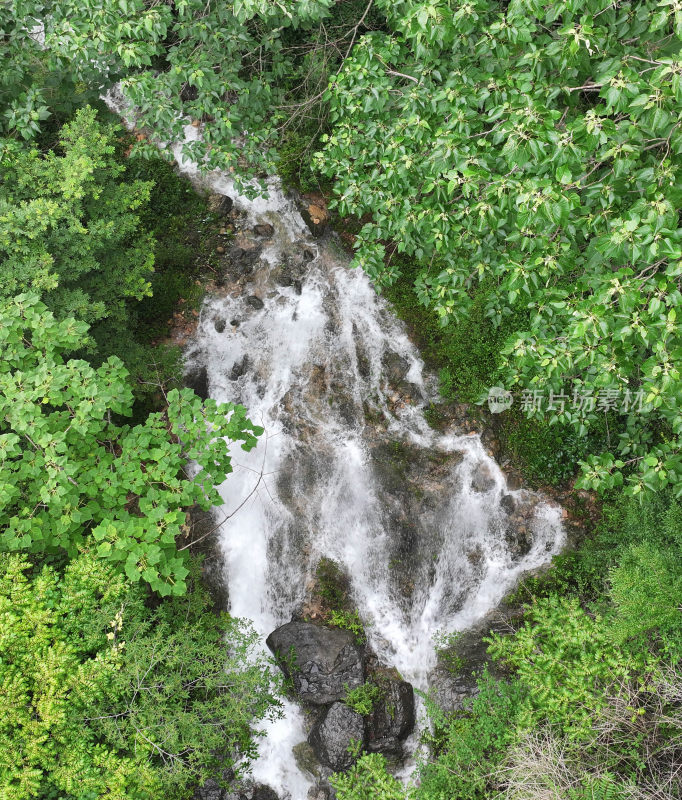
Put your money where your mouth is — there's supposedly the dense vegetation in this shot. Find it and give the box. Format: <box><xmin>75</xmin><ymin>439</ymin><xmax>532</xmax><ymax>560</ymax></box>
<box><xmin>0</xmin><ymin>62</ymin><xmax>280</xmax><ymax>794</ymax></box>
<box><xmin>2</xmin><ymin>0</ymin><xmax>682</xmax><ymax>798</ymax></box>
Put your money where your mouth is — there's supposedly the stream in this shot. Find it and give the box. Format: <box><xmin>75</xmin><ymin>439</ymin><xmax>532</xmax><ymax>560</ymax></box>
<box><xmin>105</xmin><ymin>89</ymin><xmax>566</xmax><ymax>800</ymax></box>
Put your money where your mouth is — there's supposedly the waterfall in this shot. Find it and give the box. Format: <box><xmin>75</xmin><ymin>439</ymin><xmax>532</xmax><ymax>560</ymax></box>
<box><xmin>104</xmin><ymin>88</ymin><xmax>566</xmax><ymax>800</ymax></box>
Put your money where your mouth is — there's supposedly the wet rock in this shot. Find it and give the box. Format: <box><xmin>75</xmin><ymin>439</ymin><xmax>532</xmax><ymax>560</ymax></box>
<box><xmin>214</xmin><ymin>318</ymin><xmax>227</xmax><ymax>333</ymax></box>
<box><xmin>266</xmin><ymin>622</ymin><xmax>364</xmax><ymax>704</ymax></box>
<box><xmin>366</xmin><ymin>679</ymin><xmax>415</xmax><ymax>757</ymax></box>
<box><xmin>230</xmin><ymin>355</ymin><xmax>249</xmax><ymax>381</ymax></box>
<box><xmin>184</xmin><ymin>364</ymin><xmax>209</xmax><ymax>401</ymax></box>
<box><xmin>230</xmin><ymin>319</ymin><xmax>240</xmax><ymax>327</ymax></box>
<box><xmin>194</xmin><ymin>778</ymin><xmax>227</xmax><ymax>800</ymax></box>
<box><xmin>189</xmin><ymin>506</ymin><xmax>230</xmax><ymax>610</ymax></box>
<box><xmin>307</xmin><ymin>787</ymin><xmax>333</xmax><ymax>800</ymax></box>
<box><xmin>293</xmin><ymin>741</ymin><xmax>322</xmax><ymax>780</ymax></box>
<box><xmin>504</xmin><ymin>524</ymin><xmax>533</xmax><ymax>559</ymax></box>
<box><xmin>506</xmin><ymin>471</ymin><xmax>523</xmax><ymax>491</ymax></box>
<box><xmin>252</xmin><ymin>786</ymin><xmax>280</xmax><ymax>800</ymax></box>
<box><xmin>253</xmin><ymin>223</ymin><xmax>275</xmax><ymax>238</ymax></box>
<box><xmin>500</xmin><ymin>493</ymin><xmax>517</xmax><ymax>514</ymax></box>
<box><xmin>429</xmin><ymin>669</ymin><xmax>479</xmax><ymax>715</ymax></box>
<box><xmin>208</xmin><ymin>193</ymin><xmax>233</xmax><ymax>216</ymax></box>
<box><xmin>246</xmin><ymin>295</ymin><xmax>265</xmax><ymax>310</ymax></box>
<box><xmin>471</xmin><ymin>462</ymin><xmax>496</xmax><ymax>493</ymax></box>
<box><xmin>382</xmin><ymin>351</ymin><xmax>409</xmax><ymax>386</ymax></box>
<box><xmin>308</xmin><ymin>702</ymin><xmax>364</xmax><ymax>771</ymax></box>
<box><xmin>229</xmin><ymin>239</ymin><xmax>262</xmax><ymax>273</ymax></box>
<box><xmin>300</xmin><ymin>202</ymin><xmax>329</xmax><ymax>237</ymax></box>
<box><xmin>352</xmin><ymin>324</ymin><xmax>371</xmax><ymax>380</ymax></box>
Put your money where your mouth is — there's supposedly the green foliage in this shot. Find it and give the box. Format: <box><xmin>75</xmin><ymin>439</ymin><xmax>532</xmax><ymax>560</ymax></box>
<box><xmin>317</xmin><ymin>0</ymin><xmax>682</xmax><ymax>496</ymax></box>
<box><xmin>609</xmin><ymin>541</ymin><xmax>682</xmax><ymax>660</ymax></box>
<box><xmin>0</xmin><ymin>106</ymin><xmax>154</xmax><ymax>326</ymax></box>
<box><xmin>0</xmin><ymin>554</ymin><xmax>157</xmax><ymax>800</ymax></box>
<box><xmin>498</xmin><ymin>411</ymin><xmax>609</xmax><ymax>487</ymax></box>
<box><xmin>90</xmin><ymin>559</ymin><xmax>281</xmax><ymax>795</ymax></box>
<box><xmin>316</xmin><ymin>556</ymin><xmax>351</xmax><ymax>609</ymax></box>
<box><xmin>416</xmin><ymin>671</ymin><xmax>526</xmax><ymax>800</ymax></box>
<box><xmin>331</xmin><ymin>753</ymin><xmax>406</xmax><ymax>800</ymax></box>
<box><xmin>0</xmin><ymin>552</ymin><xmax>279</xmax><ymax>800</ymax></box>
<box><xmin>344</xmin><ymin>682</ymin><xmax>383</xmax><ymax>716</ymax></box>
<box><xmin>486</xmin><ymin>596</ymin><xmax>642</xmax><ymax>738</ymax></box>
<box><xmin>0</xmin><ymin>293</ymin><xmax>263</xmax><ymax>595</ymax></box>
<box><xmin>277</xmin><ymin>129</ymin><xmax>329</xmax><ymax>194</ymax></box>
<box><xmin>328</xmin><ymin>608</ymin><xmax>366</xmax><ymax>644</ymax></box>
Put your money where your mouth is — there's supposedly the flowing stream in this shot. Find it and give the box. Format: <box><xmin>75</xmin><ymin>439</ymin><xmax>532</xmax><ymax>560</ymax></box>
<box><xmin>106</xmin><ymin>90</ymin><xmax>566</xmax><ymax>800</ymax></box>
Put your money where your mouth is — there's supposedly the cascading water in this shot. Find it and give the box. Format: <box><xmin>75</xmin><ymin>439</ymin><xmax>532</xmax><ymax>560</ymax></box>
<box><xmin>105</xmin><ymin>88</ymin><xmax>566</xmax><ymax>800</ymax></box>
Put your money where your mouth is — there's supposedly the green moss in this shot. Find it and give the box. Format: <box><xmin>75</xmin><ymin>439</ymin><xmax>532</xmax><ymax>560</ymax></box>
<box><xmin>315</xmin><ymin>557</ymin><xmax>350</xmax><ymax>610</ymax></box>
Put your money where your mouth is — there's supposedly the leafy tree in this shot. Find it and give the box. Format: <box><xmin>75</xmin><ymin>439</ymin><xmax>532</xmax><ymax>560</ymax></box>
<box><xmin>316</xmin><ymin>0</ymin><xmax>682</xmax><ymax>496</ymax></box>
<box><xmin>0</xmin><ymin>552</ymin><xmax>280</xmax><ymax>799</ymax></box>
<box><xmin>0</xmin><ymin>106</ymin><xmax>155</xmax><ymax>325</ymax></box>
<box><xmin>3</xmin><ymin>0</ymin><xmax>380</xmax><ymax>182</ymax></box>
<box><xmin>0</xmin><ymin>293</ymin><xmax>263</xmax><ymax>595</ymax></box>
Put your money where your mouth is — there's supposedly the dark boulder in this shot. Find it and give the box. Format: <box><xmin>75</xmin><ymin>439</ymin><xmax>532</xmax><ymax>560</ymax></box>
<box><xmin>366</xmin><ymin>679</ymin><xmax>415</xmax><ymax>757</ymax></box>
<box><xmin>246</xmin><ymin>295</ymin><xmax>265</xmax><ymax>311</ymax></box>
<box><xmin>214</xmin><ymin>318</ymin><xmax>227</xmax><ymax>333</ymax></box>
<box><xmin>429</xmin><ymin>668</ymin><xmax>479</xmax><ymax>715</ymax></box>
<box><xmin>194</xmin><ymin>778</ymin><xmax>225</xmax><ymax>800</ymax></box>
<box><xmin>252</xmin><ymin>786</ymin><xmax>280</xmax><ymax>800</ymax></box>
<box><xmin>504</xmin><ymin>523</ymin><xmax>533</xmax><ymax>559</ymax></box>
<box><xmin>470</xmin><ymin>462</ymin><xmax>496</xmax><ymax>493</ymax></box>
<box><xmin>500</xmin><ymin>493</ymin><xmax>517</xmax><ymax>514</ymax></box>
<box><xmin>216</xmin><ymin>195</ymin><xmax>233</xmax><ymax>215</ymax></box>
<box><xmin>253</xmin><ymin>223</ymin><xmax>275</xmax><ymax>238</ymax></box>
<box><xmin>382</xmin><ymin>351</ymin><xmax>409</xmax><ymax>386</ymax></box>
<box><xmin>308</xmin><ymin>702</ymin><xmax>364</xmax><ymax>771</ymax></box>
<box><xmin>207</xmin><ymin>193</ymin><xmax>233</xmax><ymax>216</ymax></box>
<box><xmin>266</xmin><ymin>621</ymin><xmax>364</xmax><ymax>704</ymax></box>
<box><xmin>229</xmin><ymin>243</ymin><xmax>262</xmax><ymax>273</ymax></box>
<box><xmin>230</xmin><ymin>355</ymin><xmax>249</xmax><ymax>381</ymax></box>
<box><xmin>184</xmin><ymin>364</ymin><xmax>209</xmax><ymax>401</ymax></box>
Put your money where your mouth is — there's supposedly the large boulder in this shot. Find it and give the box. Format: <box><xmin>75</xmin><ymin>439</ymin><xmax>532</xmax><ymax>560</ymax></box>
<box><xmin>266</xmin><ymin>622</ymin><xmax>364</xmax><ymax>704</ymax></box>
<box><xmin>308</xmin><ymin>702</ymin><xmax>364</xmax><ymax>771</ymax></box>
<box><xmin>184</xmin><ymin>364</ymin><xmax>209</xmax><ymax>401</ymax></box>
<box><xmin>429</xmin><ymin>668</ymin><xmax>479</xmax><ymax>715</ymax></box>
<box><xmin>381</xmin><ymin>351</ymin><xmax>409</xmax><ymax>386</ymax></box>
<box><xmin>366</xmin><ymin>679</ymin><xmax>415</xmax><ymax>757</ymax></box>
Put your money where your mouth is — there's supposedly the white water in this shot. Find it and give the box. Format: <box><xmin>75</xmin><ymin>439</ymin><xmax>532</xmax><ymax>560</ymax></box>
<box><xmin>105</xmin><ymin>88</ymin><xmax>566</xmax><ymax>800</ymax></box>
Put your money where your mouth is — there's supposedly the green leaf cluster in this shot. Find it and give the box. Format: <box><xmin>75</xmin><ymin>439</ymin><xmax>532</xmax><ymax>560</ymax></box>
<box><xmin>0</xmin><ymin>552</ymin><xmax>280</xmax><ymax>799</ymax></box>
<box><xmin>0</xmin><ymin>293</ymin><xmax>263</xmax><ymax>595</ymax></box>
<box><xmin>0</xmin><ymin>106</ymin><xmax>154</xmax><ymax>326</ymax></box>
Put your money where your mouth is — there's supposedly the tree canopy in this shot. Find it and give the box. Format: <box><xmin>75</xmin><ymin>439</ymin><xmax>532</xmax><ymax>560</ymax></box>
<box><xmin>316</xmin><ymin>0</ymin><xmax>682</xmax><ymax>495</ymax></box>
<box><xmin>0</xmin><ymin>293</ymin><xmax>263</xmax><ymax>595</ymax></box>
